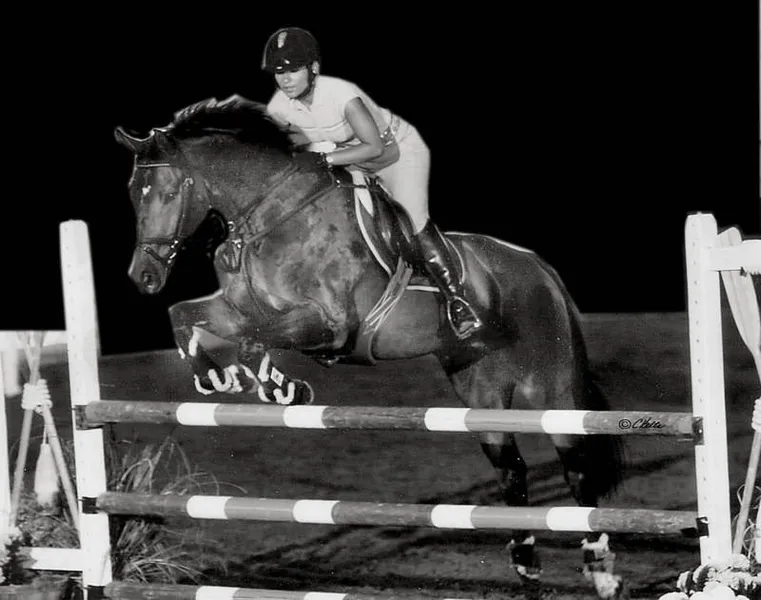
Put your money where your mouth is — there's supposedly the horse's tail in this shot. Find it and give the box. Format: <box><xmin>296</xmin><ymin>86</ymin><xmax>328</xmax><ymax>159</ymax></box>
<box><xmin>562</xmin><ymin>276</ymin><xmax>627</xmax><ymax>500</ymax></box>
<box><xmin>578</xmin><ymin>366</ymin><xmax>627</xmax><ymax>499</ymax></box>
<box><xmin>571</xmin><ymin>307</ymin><xmax>625</xmax><ymax>498</ymax></box>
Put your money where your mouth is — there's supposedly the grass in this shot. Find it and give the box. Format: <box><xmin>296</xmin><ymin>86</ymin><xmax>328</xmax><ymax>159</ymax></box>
<box><xmin>10</xmin><ymin>432</ymin><xmax>234</xmax><ymax>594</ymax></box>
<box><xmin>103</xmin><ymin>435</ymin><xmax>232</xmax><ymax>585</ymax></box>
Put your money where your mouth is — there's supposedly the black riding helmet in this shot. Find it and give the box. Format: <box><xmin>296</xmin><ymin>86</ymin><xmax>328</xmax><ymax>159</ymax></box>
<box><xmin>261</xmin><ymin>27</ymin><xmax>321</xmax><ymax>73</ymax></box>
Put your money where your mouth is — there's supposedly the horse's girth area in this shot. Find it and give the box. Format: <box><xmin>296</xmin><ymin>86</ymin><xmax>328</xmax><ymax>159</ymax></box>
<box><xmin>241</xmin><ymin>185</ymin><xmax>372</xmax><ymax>346</ymax></box>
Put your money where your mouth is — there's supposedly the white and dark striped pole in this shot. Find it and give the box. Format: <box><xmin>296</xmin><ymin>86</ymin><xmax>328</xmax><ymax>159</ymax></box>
<box><xmin>92</xmin><ymin>492</ymin><xmax>699</xmax><ymax>536</ymax></box>
<box><xmin>105</xmin><ymin>582</ymin><xmax>471</xmax><ymax>600</ymax></box>
<box><xmin>82</xmin><ymin>401</ymin><xmax>700</xmax><ymax>437</ymax></box>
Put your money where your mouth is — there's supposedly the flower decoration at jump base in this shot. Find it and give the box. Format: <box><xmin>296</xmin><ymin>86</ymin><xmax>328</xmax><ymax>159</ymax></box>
<box><xmin>658</xmin><ymin>553</ymin><xmax>760</xmax><ymax>599</ymax></box>
<box><xmin>658</xmin><ymin>398</ymin><xmax>761</xmax><ymax>598</ymax></box>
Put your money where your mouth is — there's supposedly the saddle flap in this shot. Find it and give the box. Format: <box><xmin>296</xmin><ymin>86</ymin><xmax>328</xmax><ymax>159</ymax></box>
<box><xmin>351</xmin><ymin>172</ymin><xmax>465</xmax><ymax>288</ymax></box>
<box><xmin>350</xmin><ymin>171</ymin><xmax>424</xmax><ymax>282</ymax></box>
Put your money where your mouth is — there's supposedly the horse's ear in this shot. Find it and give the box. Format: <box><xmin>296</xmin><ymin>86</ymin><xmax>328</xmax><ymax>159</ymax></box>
<box><xmin>114</xmin><ymin>126</ymin><xmax>149</xmax><ymax>154</ymax></box>
<box><xmin>152</xmin><ymin>128</ymin><xmax>177</xmax><ymax>155</ymax></box>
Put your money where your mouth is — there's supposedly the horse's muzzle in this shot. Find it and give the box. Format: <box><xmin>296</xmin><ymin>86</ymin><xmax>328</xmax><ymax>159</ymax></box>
<box><xmin>128</xmin><ymin>251</ymin><xmax>166</xmax><ymax>295</ymax></box>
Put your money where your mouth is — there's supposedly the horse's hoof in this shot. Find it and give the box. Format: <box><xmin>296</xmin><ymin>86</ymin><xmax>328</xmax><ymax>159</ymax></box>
<box><xmin>256</xmin><ymin>378</ymin><xmax>314</xmax><ymax>405</ymax></box>
<box><xmin>587</xmin><ymin>572</ymin><xmax>627</xmax><ymax>600</ymax></box>
<box><xmin>581</xmin><ymin>534</ymin><xmax>627</xmax><ymax>599</ymax></box>
<box><xmin>294</xmin><ymin>379</ymin><xmax>315</xmax><ymax>405</ymax></box>
<box><xmin>507</xmin><ymin>538</ymin><xmax>542</xmax><ymax>588</ymax></box>
<box><xmin>193</xmin><ymin>375</ymin><xmax>216</xmax><ymax>396</ymax></box>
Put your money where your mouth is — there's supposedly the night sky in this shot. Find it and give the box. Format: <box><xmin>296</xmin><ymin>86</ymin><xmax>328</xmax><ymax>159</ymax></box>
<box><xmin>4</xmin><ymin>9</ymin><xmax>758</xmax><ymax>355</ymax></box>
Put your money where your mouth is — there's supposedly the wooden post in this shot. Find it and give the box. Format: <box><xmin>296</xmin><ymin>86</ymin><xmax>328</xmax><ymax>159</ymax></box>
<box><xmin>684</xmin><ymin>212</ymin><xmax>733</xmax><ymax>563</ymax></box>
<box><xmin>0</xmin><ymin>352</ymin><xmax>10</xmax><ymax>537</ymax></box>
<box><xmin>60</xmin><ymin>220</ymin><xmax>113</xmax><ymax>598</ymax></box>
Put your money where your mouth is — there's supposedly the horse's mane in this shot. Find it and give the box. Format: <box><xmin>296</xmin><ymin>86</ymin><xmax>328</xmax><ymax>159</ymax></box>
<box><xmin>167</xmin><ymin>94</ymin><xmax>293</xmax><ymax>152</ymax></box>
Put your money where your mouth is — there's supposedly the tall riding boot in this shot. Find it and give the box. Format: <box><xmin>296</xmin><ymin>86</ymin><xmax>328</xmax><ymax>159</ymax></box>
<box><xmin>414</xmin><ymin>219</ymin><xmax>484</xmax><ymax>339</ymax></box>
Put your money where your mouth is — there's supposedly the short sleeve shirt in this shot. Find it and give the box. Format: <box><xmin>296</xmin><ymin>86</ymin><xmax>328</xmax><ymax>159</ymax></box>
<box><xmin>266</xmin><ymin>75</ymin><xmax>393</xmax><ymax>148</ymax></box>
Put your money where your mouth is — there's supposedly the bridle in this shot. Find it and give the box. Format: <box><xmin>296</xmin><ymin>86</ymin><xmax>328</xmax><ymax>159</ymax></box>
<box><xmin>132</xmin><ymin>152</ymin><xmax>338</xmax><ymax>275</ymax></box>
<box><xmin>134</xmin><ymin>161</ymin><xmax>195</xmax><ymax>269</ymax></box>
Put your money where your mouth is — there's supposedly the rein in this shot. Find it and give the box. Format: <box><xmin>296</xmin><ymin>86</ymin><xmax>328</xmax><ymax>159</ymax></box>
<box><xmin>226</xmin><ymin>159</ymin><xmax>336</xmax><ymax>247</ymax></box>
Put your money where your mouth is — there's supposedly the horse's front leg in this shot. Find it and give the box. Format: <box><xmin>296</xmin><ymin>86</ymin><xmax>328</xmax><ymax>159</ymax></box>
<box><xmin>168</xmin><ymin>291</ymin><xmax>327</xmax><ymax>405</ymax></box>
<box><xmin>235</xmin><ymin>299</ymin><xmax>346</xmax><ymax>405</ymax></box>
<box><xmin>168</xmin><ymin>291</ymin><xmax>258</xmax><ymax>396</ymax></box>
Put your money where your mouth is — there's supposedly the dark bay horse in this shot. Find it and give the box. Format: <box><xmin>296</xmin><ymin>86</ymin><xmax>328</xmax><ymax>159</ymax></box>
<box><xmin>114</xmin><ymin>95</ymin><xmax>626</xmax><ymax>598</ymax></box>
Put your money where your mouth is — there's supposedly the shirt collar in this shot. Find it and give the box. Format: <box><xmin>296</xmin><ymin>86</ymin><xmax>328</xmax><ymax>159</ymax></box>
<box><xmin>287</xmin><ymin>75</ymin><xmax>322</xmax><ymax>111</ymax></box>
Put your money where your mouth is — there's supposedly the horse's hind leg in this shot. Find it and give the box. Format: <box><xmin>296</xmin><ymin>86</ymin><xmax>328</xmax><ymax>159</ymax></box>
<box><xmin>444</xmin><ymin>357</ymin><xmax>542</xmax><ymax>590</ymax></box>
<box><xmin>549</xmin><ymin>381</ymin><xmax>626</xmax><ymax>600</ymax></box>
<box><xmin>481</xmin><ymin>431</ymin><xmax>543</xmax><ymax>588</ymax></box>
<box><xmin>547</xmin><ymin>436</ymin><xmax>625</xmax><ymax>600</ymax></box>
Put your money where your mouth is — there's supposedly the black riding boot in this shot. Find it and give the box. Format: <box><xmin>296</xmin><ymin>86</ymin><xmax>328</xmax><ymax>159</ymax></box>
<box><xmin>414</xmin><ymin>219</ymin><xmax>484</xmax><ymax>339</ymax></box>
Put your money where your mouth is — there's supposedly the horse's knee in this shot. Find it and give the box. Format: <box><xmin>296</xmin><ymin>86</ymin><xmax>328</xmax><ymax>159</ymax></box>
<box><xmin>480</xmin><ymin>435</ymin><xmax>523</xmax><ymax>469</ymax></box>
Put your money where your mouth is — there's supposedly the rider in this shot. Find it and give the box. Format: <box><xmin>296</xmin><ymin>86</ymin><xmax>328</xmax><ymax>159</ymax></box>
<box><xmin>261</xmin><ymin>26</ymin><xmax>484</xmax><ymax>340</ymax></box>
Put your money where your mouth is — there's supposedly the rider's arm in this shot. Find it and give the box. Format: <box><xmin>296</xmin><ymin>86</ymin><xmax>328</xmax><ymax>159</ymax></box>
<box><xmin>324</xmin><ymin>98</ymin><xmax>384</xmax><ymax>166</ymax></box>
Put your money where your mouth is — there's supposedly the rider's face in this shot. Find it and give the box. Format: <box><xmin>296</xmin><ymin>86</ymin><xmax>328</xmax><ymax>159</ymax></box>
<box><xmin>275</xmin><ymin>66</ymin><xmax>311</xmax><ymax>98</ymax></box>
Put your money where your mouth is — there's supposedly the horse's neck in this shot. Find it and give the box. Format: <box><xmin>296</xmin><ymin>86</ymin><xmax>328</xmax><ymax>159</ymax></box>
<box><xmin>202</xmin><ymin>157</ymin><xmax>287</xmax><ymax>220</ymax></box>
<box><xmin>215</xmin><ymin>157</ymin><xmax>330</xmax><ymax>239</ymax></box>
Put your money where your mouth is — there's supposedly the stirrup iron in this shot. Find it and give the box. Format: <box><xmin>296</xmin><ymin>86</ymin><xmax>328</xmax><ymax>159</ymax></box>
<box><xmin>446</xmin><ymin>295</ymin><xmax>484</xmax><ymax>339</ymax></box>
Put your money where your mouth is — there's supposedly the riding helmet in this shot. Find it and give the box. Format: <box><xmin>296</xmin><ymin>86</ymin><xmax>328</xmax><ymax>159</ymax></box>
<box><xmin>261</xmin><ymin>27</ymin><xmax>321</xmax><ymax>73</ymax></box>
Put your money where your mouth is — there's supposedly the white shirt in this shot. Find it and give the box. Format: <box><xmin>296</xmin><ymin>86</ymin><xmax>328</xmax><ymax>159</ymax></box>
<box><xmin>266</xmin><ymin>75</ymin><xmax>394</xmax><ymax>151</ymax></box>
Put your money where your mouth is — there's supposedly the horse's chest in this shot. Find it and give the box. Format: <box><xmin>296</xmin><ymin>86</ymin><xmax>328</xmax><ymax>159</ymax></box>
<box><xmin>242</xmin><ymin>205</ymin><xmax>369</xmax><ymax>307</ymax></box>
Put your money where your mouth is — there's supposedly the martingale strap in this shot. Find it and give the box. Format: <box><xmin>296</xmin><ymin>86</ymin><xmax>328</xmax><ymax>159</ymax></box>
<box><xmin>230</xmin><ymin>165</ymin><xmax>336</xmax><ymax>244</ymax></box>
<box><xmin>218</xmin><ymin>160</ymin><xmax>338</xmax><ymax>272</ymax></box>
<box><xmin>245</xmin><ymin>172</ymin><xmax>336</xmax><ymax>246</ymax></box>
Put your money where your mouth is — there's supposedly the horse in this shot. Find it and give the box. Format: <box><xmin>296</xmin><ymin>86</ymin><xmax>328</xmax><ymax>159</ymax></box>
<box><xmin>113</xmin><ymin>95</ymin><xmax>626</xmax><ymax>598</ymax></box>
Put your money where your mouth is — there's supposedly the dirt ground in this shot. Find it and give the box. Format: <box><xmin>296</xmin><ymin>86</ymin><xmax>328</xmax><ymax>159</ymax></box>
<box><xmin>7</xmin><ymin>311</ymin><xmax>759</xmax><ymax>599</ymax></box>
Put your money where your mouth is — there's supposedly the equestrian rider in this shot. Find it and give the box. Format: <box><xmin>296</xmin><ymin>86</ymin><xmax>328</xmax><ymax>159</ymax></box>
<box><xmin>261</xmin><ymin>26</ymin><xmax>484</xmax><ymax>340</ymax></box>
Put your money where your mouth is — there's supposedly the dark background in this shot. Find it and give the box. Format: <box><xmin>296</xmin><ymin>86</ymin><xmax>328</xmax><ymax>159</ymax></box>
<box><xmin>3</xmin><ymin>8</ymin><xmax>759</xmax><ymax>355</ymax></box>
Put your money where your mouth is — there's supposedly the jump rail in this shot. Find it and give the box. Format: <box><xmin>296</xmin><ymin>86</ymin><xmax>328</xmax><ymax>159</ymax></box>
<box><xmin>90</xmin><ymin>491</ymin><xmax>699</xmax><ymax>535</ymax></box>
<box><xmin>81</xmin><ymin>401</ymin><xmax>701</xmax><ymax>437</ymax></box>
<box><xmin>103</xmin><ymin>582</ymin><xmax>471</xmax><ymax>600</ymax></box>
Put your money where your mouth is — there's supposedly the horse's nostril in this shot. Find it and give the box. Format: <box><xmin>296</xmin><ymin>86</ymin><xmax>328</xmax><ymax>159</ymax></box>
<box><xmin>141</xmin><ymin>270</ymin><xmax>158</xmax><ymax>292</ymax></box>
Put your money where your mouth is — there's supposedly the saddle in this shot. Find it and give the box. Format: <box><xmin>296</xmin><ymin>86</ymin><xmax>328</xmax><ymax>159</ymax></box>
<box><xmin>313</xmin><ymin>167</ymin><xmax>466</xmax><ymax>366</ymax></box>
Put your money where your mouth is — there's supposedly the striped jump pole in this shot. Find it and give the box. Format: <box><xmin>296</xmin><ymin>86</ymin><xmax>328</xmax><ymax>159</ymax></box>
<box><xmin>91</xmin><ymin>492</ymin><xmax>700</xmax><ymax>536</ymax></box>
<box><xmin>83</xmin><ymin>401</ymin><xmax>701</xmax><ymax>437</ymax></box>
<box><xmin>103</xmin><ymin>582</ymin><xmax>471</xmax><ymax>600</ymax></box>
